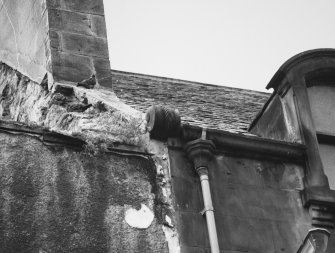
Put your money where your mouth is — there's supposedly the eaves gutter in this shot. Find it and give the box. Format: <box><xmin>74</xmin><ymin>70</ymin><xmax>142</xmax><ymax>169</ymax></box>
<box><xmin>169</xmin><ymin>125</ymin><xmax>306</xmax><ymax>162</ymax></box>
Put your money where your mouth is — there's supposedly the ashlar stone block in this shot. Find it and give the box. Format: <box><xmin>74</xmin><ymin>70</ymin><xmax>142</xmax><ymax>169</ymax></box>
<box><xmin>48</xmin><ymin>9</ymin><xmax>93</xmax><ymax>36</ymax></box>
<box><xmin>91</xmin><ymin>15</ymin><xmax>108</xmax><ymax>38</ymax></box>
<box><xmin>47</xmin><ymin>0</ymin><xmax>104</xmax><ymax>15</ymax></box>
<box><xmin>61</xmin><ymin>32</ymin><xmax>108</xmax><ymax>58</ymax></box>
<box><xmin>51</xmin><ymin>50</ymin><xmax>94</xmax><ymax>82</ymax></box>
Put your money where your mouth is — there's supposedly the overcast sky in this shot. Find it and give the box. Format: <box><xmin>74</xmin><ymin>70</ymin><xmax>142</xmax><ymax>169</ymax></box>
<box><xmin>104</xmin><ymin>0</ymin><xmax>335</xmax><ymax>92</ymax></box>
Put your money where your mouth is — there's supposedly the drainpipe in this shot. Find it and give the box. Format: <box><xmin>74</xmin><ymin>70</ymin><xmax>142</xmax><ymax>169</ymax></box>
<box><xmin>185</xmin><ymin>131</ymin><xmax>220</xmax><ymax>253</ymax></box>
<box><xmin>199</xmin><ymin>168</ymin><xmax>220</xmax><ymax>253</ymax></box>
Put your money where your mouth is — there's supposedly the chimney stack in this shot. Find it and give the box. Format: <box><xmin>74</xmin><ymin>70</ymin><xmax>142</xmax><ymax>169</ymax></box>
<box><xmin>0</xmin><ymin>0</ymin><xmax>111</xmax><ymax>87</ymax></box>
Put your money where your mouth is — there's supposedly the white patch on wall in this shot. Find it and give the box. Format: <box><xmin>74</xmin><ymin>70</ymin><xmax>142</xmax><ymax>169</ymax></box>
<box><xmin>125</xmin><ymin>204</ymin><xmax>154</xmax><ymax>229</ymax></box>
<box><xmin>165</xmin><ymin>215</ymin><xmax>173</xmax><ymax>227</ymax></box>
<box><xmin>148</xmin><ymin>139</ymin><xmax>181</xmax><ymax>252</ymax></box>
<box><xmin>162</xmin><ymin>225</ymin><xmax>181</xmax><ymax>253</ymax></box>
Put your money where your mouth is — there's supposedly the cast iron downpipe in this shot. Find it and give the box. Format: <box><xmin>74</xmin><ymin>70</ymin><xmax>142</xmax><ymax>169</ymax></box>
<box><xmin>185</xmin><ymin>131</ymin><xmax>220</xmax><ymax>253</ymax></box>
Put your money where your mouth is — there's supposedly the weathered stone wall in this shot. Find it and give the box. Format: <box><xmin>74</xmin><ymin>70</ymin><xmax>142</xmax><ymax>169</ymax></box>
<box><xmin>0</xmin><ymin>61</ymin><xmax>180</xmax><ymax>253</ymax></box>
<box><xmin>0</xmin><ymin>0</ymin><xmax>111</xmax><ymax>87</ymax></box>
<box><xmin>250</xmin><ymin>88</ymin><xmax>302</xmax><ymax>143</ymax></box>
<box><xmin>169</xmin><ymin>148</ymin><xmax>312</xmax><ymax>252</ymax></box>
<box><xmin>0</xmin><ymin>62</ymin><xmax>143</xmax><ymax>147</ymax></box>
<box><xmin>0</xmin><ymin>132</ymin><xmax>168</xmax><ymax>252</ymax></box>
<box><xmin>47</xmin><ymin>0</ymin><xmax>111</xmax><ymax>86</ymax></box>
<box><xmin>0</xmin><ymin>0</ymin><xmax>50</xmax><ymax>83</ymax></box>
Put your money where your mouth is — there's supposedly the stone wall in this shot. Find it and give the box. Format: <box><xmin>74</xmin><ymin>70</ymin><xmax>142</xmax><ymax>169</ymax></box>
<box><xmin>47</xmin><ymin>0</ymin><xmax>111</xmax><ymax>86</ymax></box>
<box><xmin>169</xmin><ymin>146</ymin><xmax>312</xmax><ymax>252</ymax></box>
<box><xmin>0</xmin><ymin>131</ymin><xmax>168</xmax><ymax>252</ymax></box>
<box><xmin>0</xmin><ymin>62</ymin><xmax>142</xmax><ymax>147</ymax></box>
<box><xmin>0</xmin><ymin>0</ymin><xmax>111</xmax><ymax>87</ymax></box>
<box><xmin>0</xmin><ymin>60</ymin><xmax>180</xmax><ymax>253</ymax></box>
<box><xmin>0</xmin><ymin>0</ymin><xmax>50</xmax><ymax>83</ymax></box>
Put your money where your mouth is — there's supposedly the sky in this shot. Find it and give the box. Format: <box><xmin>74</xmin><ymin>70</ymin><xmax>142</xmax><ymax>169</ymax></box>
<box><xmin>103</xmin><ymin>0</ymin><xmax>335</xmax><ymax>92</ymax></box>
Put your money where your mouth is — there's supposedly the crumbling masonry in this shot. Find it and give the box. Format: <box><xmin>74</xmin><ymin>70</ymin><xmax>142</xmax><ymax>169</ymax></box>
<box><xmin>1</xmin><ymin>1</ymin><xmax>335</xmax><ymax>253</ymax></box>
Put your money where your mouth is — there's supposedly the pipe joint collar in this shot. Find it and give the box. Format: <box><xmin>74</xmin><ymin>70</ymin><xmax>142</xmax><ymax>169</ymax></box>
<box><xmin>197</xmin><ymin>167</ymin><xmax>209</xmax><ymax>177</ymax></box>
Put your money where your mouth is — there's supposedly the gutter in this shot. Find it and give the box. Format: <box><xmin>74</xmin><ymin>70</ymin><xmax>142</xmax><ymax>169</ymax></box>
<box><xmin>170</xmin><ymin>124</ymin><xmax>306</xmax><ymax>163</ymax></box>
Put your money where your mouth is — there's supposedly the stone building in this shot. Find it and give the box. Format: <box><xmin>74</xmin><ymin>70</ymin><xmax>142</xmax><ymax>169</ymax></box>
<box><xmin>0</xmin><ymin>0</ymin><xmax>335</xmax><ymax>252</ymax></box>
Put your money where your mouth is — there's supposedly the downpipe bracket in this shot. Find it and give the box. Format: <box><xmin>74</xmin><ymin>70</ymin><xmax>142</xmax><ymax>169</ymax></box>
<box><xmin>200</xmin><ymin>206</ymin><xmax>214</xmax><ymax>216</ymax></box>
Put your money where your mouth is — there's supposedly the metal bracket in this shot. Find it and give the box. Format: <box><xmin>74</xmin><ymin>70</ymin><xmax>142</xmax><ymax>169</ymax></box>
<box><xmin>200</xmin><ymin>206</ymin><xmax>214</xmax><ymax>216</ymax></box>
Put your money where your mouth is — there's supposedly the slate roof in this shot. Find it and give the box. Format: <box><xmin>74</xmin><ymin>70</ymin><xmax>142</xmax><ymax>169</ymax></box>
<box><xmin>111</xmin><ymin>70</ymin><xmax>271</xmax><ymax>133</ymax></box>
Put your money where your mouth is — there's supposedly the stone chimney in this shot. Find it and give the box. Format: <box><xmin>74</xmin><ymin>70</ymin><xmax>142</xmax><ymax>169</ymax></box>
<box><xmin>0</xmin><ymin>0</ymin><xmax>111</xmax><ymax>87</ymax></box>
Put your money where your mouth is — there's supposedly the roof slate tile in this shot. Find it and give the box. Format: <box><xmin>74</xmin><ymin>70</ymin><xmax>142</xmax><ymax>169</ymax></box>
<box><xmin>111</xmin><ymin>70</ymin><xmax>270</xmax><ymax>133</ymax></box>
